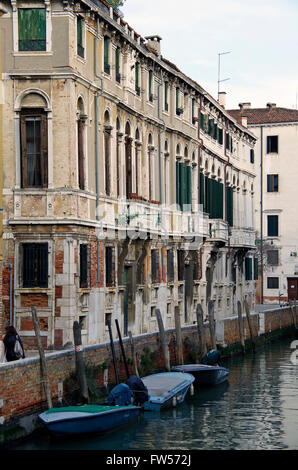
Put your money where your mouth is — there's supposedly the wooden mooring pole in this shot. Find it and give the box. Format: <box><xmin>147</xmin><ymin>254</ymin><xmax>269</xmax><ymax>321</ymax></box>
<box><xmin>31</xmin><ymin>307</ymin><xmax>52</xmax><ymax>409</ymax></box>
<box><xmin>244</xmin><ymin>299</ymin><xmax>256</xmax><ymax>353</ymax></box>
<box><xmin>128</xmin><ymin>331</ymin><xmax>139</xmax><ymax>377</ymax></box>
<box><xmin>115</xmin><ymin>319</ymin><xmax>130</xmax><ymax>380</ymax></box>
<box><xmin>107</xmin><ymin>319</ymin><xmax>120</xmax><ymax>385</ymax></box>
<box><xmin>73</xmin><ymin>321</ymin><xmax>89</xmax><ymax>404</ymax></box>
<box><xmin>196</xmin><ymin>303</ymin><xmax>207</xmax><ymax>360</ymax></box>
<box><xmin>289</xmin><ymin>299</ymin><xmax>297</xmax><ymax>328</ymax></box>
<box><xmin>208</xmin><ymin>300</ymin><xmax>217</xmax><ymax>350</ymax></box>
<box><xmin>174</xmin><ymin>306</ymin><xmax>183</xmax><ymax>365</ymax></box>
<box><xmin>237</xmin><ymin>301</ymin><xmax>245</xmax><ymax>355</ymax></box>
<box><xmin>155</xmin><ymin>308</ymin><xmax>170</xmax><ymax>371</ymax></box>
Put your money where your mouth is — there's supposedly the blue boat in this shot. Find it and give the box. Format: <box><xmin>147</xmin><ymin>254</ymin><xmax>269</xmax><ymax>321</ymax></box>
<box><xmin>141</xmin><ymin>372</ymin><xmax>195</xmax><ymax>411</ymax></box>
<box><xmin>172</xmin><ymin>364</ymin><xmax>229</xmax><ymax>386</ymax></box>
<box><xmin>39</xmin><ymin>404</ymin><xmax>141</xmax><ymax>436</ymax></box>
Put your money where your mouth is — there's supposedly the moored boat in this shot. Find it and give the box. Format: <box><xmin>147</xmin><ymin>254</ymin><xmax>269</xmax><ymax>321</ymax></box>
<box><xmin>39</xmin><ymin>404</ymin><xmax>141</xmax><ymax>436</ymax></box>
<box><xmin>141</xmin><ymin>372</ymin><xmax>195</xmax><ymax>411</ymax></box>
<box><xmin>172</xmin><ymin>364</ymin><xmax>229</xmax><ymax>386</ymax></box>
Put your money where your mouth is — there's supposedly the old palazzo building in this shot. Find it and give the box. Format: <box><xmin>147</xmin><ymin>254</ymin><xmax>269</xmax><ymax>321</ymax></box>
<box><xmin>0</xmin><ymin>0</ymin><xmax>256</xmax><ymax>349</ymax></box>
<box><xmin>229</xmin><ymin>103</ymin><xmax>298</xmax><ymax>305</ymax></box>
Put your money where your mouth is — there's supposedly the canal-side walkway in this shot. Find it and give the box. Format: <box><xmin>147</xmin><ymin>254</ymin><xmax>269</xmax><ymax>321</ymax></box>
<box><xmin>0</xmin><ymin>305</ymin><xmax>297</xmax><ymax>447</ymax></box>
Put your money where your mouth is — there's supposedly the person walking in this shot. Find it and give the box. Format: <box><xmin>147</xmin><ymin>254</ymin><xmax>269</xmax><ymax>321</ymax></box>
<box><xmin>3</xmin><ymin>326</ymin><xmax>25</xmax><ymax>362</ymax></box>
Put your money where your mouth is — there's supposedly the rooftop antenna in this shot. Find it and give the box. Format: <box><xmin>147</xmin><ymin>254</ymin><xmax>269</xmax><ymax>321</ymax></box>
<box><xmin>218</xmin><ymin>51</ymin><xmax>231</xmax><ymax>101</ymax></box>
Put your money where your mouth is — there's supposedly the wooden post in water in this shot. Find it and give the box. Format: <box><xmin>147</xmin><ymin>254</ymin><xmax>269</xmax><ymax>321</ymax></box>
<box><xmin>107</xmin><ymin>319</ymin><xmax>120</xmax><ymax>385</ymax></box>
<box><xmin>244</xmin><ymin>299</ymin><xmax>256</xmax><ymax>353</ymax></box>
<box><xmin>237</xmin><ymin>301</ymin><xmax>245</xmax><ymax>355</ymax></box>
<box><xmin>155</xmin><ymin>308</ymin><xmax>170</xmax><ymax>371</ymax></box>
<box><xmin>73</xmin><ymin>321</ymin><xmax>89</xmax><ymax>404</ymax></box>
<box><xmin>31</xmin><ymin>307</ymin><xmax>52</xmax><ymax>409</ymax></box>
<box><xmin>208</xmin><ymin>300</ymin><xmax>217</xmax><ymax>350</ymax></box>
<box><xmin>128</xmin><ymin>331</ymin><xmax>139</xmax><ymax>377</ymax></box>
<box><xmin>196</xmin><ymin>303</ymin><xmax>207</xmax><ymax>360</ymax></box>
<box><xmin>289</xmin><ymin>299</ymin><xmax>297</xmax><ymax>328</ymax></box>
<box><xmin>115</xmin><ymin>319</ymin><xmax>130</xmax><ymax>379</ymax></box>
<box><xmin>174</xmin><ymin>306</ymin><xmax>183</xmax><ymax>365</ymax></box>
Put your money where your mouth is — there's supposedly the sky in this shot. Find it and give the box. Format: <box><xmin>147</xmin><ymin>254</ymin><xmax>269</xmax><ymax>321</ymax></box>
<box><xmin>121</xmin><ymin>0</ymin><xmax>298</xmax><ymax>110</ymax></box>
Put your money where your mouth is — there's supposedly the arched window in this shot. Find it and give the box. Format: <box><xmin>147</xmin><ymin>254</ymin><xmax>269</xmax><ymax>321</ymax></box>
<box><xmin>19</xmin><ymin>92</ymin><xmax>49</xmax><ymax>188</ymax></box>
<box><xmin>104</xmin><ymin>110</ymin><xmax>112</xmax><ymax>196</ymax></box>
<box><xmin>148</xmin><ymin>133</ymin><xmax>154</xmax><ymax>200</ymax></box>
<box><xmin>77</xmin><ymin>97</ymin><xmax>87</xmax><ymax>190</ymax></box>
<box><xmin>125</xmin><ymin>121</ymin><xmax>132</xmax><ymax>197</ymax></box>
<box><xmin>116</xmin><ymin>117</ymin><xmax>121</xmax><ymax>197</ymax></box>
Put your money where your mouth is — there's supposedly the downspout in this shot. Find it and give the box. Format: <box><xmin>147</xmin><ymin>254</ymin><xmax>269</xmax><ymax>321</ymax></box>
<box><xmin>94</xmin><ymin>18</ymin><xmax>104</xmax><ymax>283</ymax></box>
<box><xmin>260</xmin><ymin>125</ymin><xmax>264</xmax><ymax>304</ymax></box>
<box><xmin>9</xmin><ymin>264</ymin><xmax>13</xmax><ymax>325</ymax></box>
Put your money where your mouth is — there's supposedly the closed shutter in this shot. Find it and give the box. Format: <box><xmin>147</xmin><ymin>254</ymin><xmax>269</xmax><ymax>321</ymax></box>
<box><xmin>226</xmin><ymin>132</ymin><xmax>230</xmax><ymax>150</ymax></box>
<box><xmin>186</xmin><ymin>165</ymin><xmax>192</xmax><ymax>209</ymax></box>
<box><xmin>200</xmin><ymin>172</ymin><xmax>205</xmax><ymax>209</ymax></box>
<box><xmin>176</xmin><ymin>161</ymin><xmax>180</xmax><ymax>207</ymax></box>
<box><xmin>78</xmin><ymin>119</ymin><xmax>85</xmax><ymax>190</ymax></box>
<box><xmin>250</xmin><ymin>149</ymin><xmax>254</xmax><ymax>163</ymax></box>
<box><xmin>200</xmin><ymin>113</ymin><xmax>204</xmax><ymax>129</ymax></box>
<box><xmin>104</xmin><ymin>37</ymin><xmax>109</xmax><ymax>65</ymax></box>
<box><xmin>151</xmin><ymin>249</ymin><xmax>160</xmax><ymax>283</ymax></box>
<box><xmin>227</xmin><ymin>186</ymin><xmax>234</xmax><ymax>226</ymax></box>
<box><xmin>23</xmin><ymin>244</ymin><xmax>35</xmax><ymax>287</ymax></box>
<box><xmin>218</xmin><ymin>128</ymin><xmax>223</xmax><ymax>145</ymax></box>
<box><xmin>254</xmin><ymin>257</ymin><xmax>258</xmax><ymax>280</ymax></box>
<box><xmin>135</xmin><ymin>62</ymin><xmax>139</xmax><ymax>88</ymax></box>
<box><xmin>106</xmin><ymin>246</ymin><xmax>115</xmax><ymax>287</ymax></box>
<box><xmin>245</xmin><ymin>257</ymin><xmax>253</xmax><ymax>281</ymax></box>
<box><xmin>18</xmin><ymin>8</ymin><xmax>46</xmax><ymax>51</ymax></box>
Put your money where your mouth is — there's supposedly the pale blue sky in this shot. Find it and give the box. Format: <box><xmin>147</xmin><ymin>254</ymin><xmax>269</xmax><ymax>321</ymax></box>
<box><xmin>122</xmin><ymin>0</ymin><xmax>298</xmax><ymax>110</ymax></box>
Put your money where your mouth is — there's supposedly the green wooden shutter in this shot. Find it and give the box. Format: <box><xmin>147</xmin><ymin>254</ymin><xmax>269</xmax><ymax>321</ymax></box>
<box><xmin>254</xmin><ymin>257</ymin><xmax>258</xmax><ymax>281</ymax></box>
<box><xmin>164</xmin><ymin>82</ymin><xmax>168</xmax><ymax>108</ymax></box>
<box><xmin>135</xmin><ymin>62</ymin><xmax>139</xmax><ymax>88</ymax></box>
<box><xmin>115</xmin><ymin>47</ymin><xmax>120</xmax><ymax>74</ymax></box>
<box><xmin>200</xmin><ymin>172</ymin><xmax>205</xmax><ymax>209</ymax></box>
<box><xmin>186</xmin><ymin>165</ymin><xmax>192</xmax><ymax>210</ymax></box>
<box><xmin>226</xmin><ymin>133</ymin><xmax>230</xmax><ymax>150</ymax></box>
<box><xmin>180</xmin><ymin>162</ymin><xmax>187</xmax><ymax>211</ymax></box>
<box><xmin>200</xmin><ymin>113</ymin><xmax>204</xmax><ymax>129</ymax></box>
<box><xmin>176</xmin><ymin>161</ymin><xmax>180</xmax><ymax>207</ymax></box>
<box><xmin>268</xmin><ymin>215</ymin><xmax>278</xmax><ymax>236</ymax></box>
<box><xmin>104</xmin><ymin>37</ymin><xmax>109</xmax><ymax>65</ymax></box>
<box><xmin>218</xmin><ymin>128</ymin><xmax>223</xmax><ymax>145</ymax></box>
<box><xmin>227</xmin><ymin>186</ymin><xmax>234</xmax><ymax>227</ymax></box>
<box><xmin>245</xmin><ymin>258</ymin><xmax>253</xmax><ymax>281</ymax></box>
<box><xmin>19</xmin><ymin>8</ymin><xmax>46</xmax><ymax>51</ymax></box>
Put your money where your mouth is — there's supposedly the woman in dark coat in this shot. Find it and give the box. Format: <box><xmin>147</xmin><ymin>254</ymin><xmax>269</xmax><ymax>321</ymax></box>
<box><xmin>3</xmin><ymin>326</ymin><xmax>25</xmax><ymax>362</ymax></box>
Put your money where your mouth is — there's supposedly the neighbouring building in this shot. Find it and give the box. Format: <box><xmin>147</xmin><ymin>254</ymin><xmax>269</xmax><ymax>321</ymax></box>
<box><xmin>0</xmin><ymin>0</ymin><xmax>256</xmax><ymax>350</ymax></box>
<box><xmin>229</xmin><ymin>102</ymin><xmax>298</xmax><ymax>304</ymax></box>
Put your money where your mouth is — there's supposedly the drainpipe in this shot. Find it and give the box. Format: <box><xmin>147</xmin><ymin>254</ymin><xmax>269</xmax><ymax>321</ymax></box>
<box><xmin>94</xmin><ymin>18</ymin><xmax>104</xmax><ymax>283</ymax></box>
<box><xmin>260</xmin><ymin>126</ymin><xmax>264</xmax><ymax>304</ymax></box>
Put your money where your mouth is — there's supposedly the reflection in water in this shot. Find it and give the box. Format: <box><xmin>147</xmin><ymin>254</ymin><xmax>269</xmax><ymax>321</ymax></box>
<box><xmin>13</xmin><ymin>338</ymin><xmax>298</xmax><ymax>450</ymax></box>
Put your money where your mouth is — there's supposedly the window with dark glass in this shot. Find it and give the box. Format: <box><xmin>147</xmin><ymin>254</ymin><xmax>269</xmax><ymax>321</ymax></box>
<box><xmin>22</xmin><ymin>243</ymin><xmax>48</xmax><ymax>288</ymax></box>
<box><xmin>267</xmin><ymin>135</ymin><xmax>278</xmax><ymax>153</ymax></box>
<box><xmin>151</xmin><ymin>249</ymin><xmax>160</xmax><ymax>284</ymax></box>
<box><xmin>77</xmin><ymin>16</ymin><xmax>84</xmax><ymax>58</ymax></box>
<box><xmin>245</xmin><ymin>257</ymin><xmax>253</xmax><ymax>281</ymax></box>
<box><xmin>177</xmin><ymin>250</ymin><xmax>185</xmax><ymax>281</ymax></box>
<box><xmin>106</xmin><ymin>246</ymin><xmax>115</xmax><ymax>287</ymax></box>
<box><xmin>267</xmin><ymin>250</ymin><xmax>279</xmax><ymax>266</ymax></box>
<box><xmin>167</xmin><ymin>249</ymin><xmax>174</xmax><ymax>282</ymax></box>
<box><xmin>164</xmin><ymin>81</ymin><xmax>169</xmax><ymax>111</ymax></box>
<box><xmin>104</xmin><ymin>37</ymin><xmax>110</xmax><ymax>74</ymax></box>
<box><xmin>78</xmin><ymin>117</ymin><xmax>85</xmax><ymax>190</ymax></box>
<box><xmin>149</xmin><ymin>70</ymin><xmax>153</xmax><ymax>102</ymax></box>
<box><xmin>18</xmin><ymin>8</ymin><xmax>46</xmax><ymax>51</ymax></box>
<box><xmin>267</xmin><ymin>174</ymin><xmax>278</xmax><ymax>192</ymax></box>
<box><xmin>115</xmin><ymin>47</ymin><xmax>121</xmax><ymax>83</ymax></box>
<box><xmin>267</xmin><ymin>277</ymin><xmax>279</xmax><ymax>289</ymax></box>
<box><xmin>20</xmin><ymin>109</ymin><xmax>48</xmax><ymax>188</ymax></box>
<box><xmin>267</xmin><ymin>215</ymin><xmax>279</xmax><ymax>237</ymax></box>
<box><xmin>80</xmin><ymin>244</ymin><xmax>89</xmax><ymax>288</ymax></box>
<box><xmin>135</xmin><ymin>62</ymin><xmax>140</xmax><ymax>96</ymax></box>
<box><xmin>250</xmin><ymin>149</ymin><xmax>254</xmax><ymax>163</ymax></box>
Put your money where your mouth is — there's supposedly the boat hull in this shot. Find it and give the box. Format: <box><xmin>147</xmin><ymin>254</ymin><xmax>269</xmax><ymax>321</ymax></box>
<box><xmin>142</xmin><ymin>372</ymin><xmax>195</xmax><ymax>412</ymax></box>
<box><xmin>39</xmin><ymin>405</ymin><xmax>141</xmax><ymax>436</ymax></box>
<box><xmin>172</xmin><ymin>365</ymin><xmax>229</xmax><ymax>386</ymax></box>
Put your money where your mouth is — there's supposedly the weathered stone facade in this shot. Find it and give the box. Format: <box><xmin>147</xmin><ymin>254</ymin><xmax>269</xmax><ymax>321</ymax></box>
<box><xmin>0</xmin><ymin>0</ymin><xmax>256</xmax><ymax>348</ymax></box>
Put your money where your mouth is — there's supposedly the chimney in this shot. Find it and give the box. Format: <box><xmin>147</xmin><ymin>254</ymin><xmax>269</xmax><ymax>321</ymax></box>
<box><xmin>145</xmin><ymin>35</ymin><xmax>162</xmax><ymax>57</ymax></box>
<box><xmin>239</xmin><ymin>102</ymin><xmax>251</xmax><ymax>111</ymax></box>
<box><xmin>241</xmin><ymin>116</ymin><xmax>248</xmax><ymax>128</ymax></box>
<box><xmin>218</xmin><ymin>91</ymin><xmax>226</xmax><ymax>109</ymax></box>
<box><xmin>267</xmin><ymin>103</ymin><xmax>276</xmax><ymax>110</ymax></box>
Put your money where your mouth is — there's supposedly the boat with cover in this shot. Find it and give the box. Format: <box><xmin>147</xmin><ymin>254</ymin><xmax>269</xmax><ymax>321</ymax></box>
<box><xmin>172</xmin><ymin>364</ymin><xmax>229</xmax><ymax>386</ymax></box>
<box><xmin>141</xmin><ymin>372</ymin><xmax>195</xmax><ymax>411</ymax></box>
<box><xmin>39</xmin><ymin>404</ymin><xmax>141</xmax><ymax>436</ymax></box>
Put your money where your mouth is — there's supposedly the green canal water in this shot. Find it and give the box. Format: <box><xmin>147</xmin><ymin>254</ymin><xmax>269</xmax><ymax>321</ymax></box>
<box><xmin>14</xmin><ymin>337</ymin><xmax>298</xmax><ymax>450</ymax></box>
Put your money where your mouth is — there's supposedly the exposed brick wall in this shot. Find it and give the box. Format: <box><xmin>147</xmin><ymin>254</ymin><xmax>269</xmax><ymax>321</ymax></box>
<box><xmin>20</xmin><ymin>294</ymin><xmax>49</xmax><ymax>309</ymax></box>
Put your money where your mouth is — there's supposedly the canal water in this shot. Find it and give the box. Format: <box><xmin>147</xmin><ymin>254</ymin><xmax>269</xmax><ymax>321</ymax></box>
<box><xmin>14</xmin><ymin>337</ymin><xmax>298</xmax><ymax>450</ymax></box>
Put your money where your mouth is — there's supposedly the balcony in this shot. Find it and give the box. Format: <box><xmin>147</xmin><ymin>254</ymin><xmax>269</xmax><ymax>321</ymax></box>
<box><xmin>229</xmin><ymin>227</ymin><xmax>256</xmax><ymax>248</ymax></box>
<box><xmin>206</xmin><ymin>219</ymin><xmax>229</xmax><ymax>244</ymax></box>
